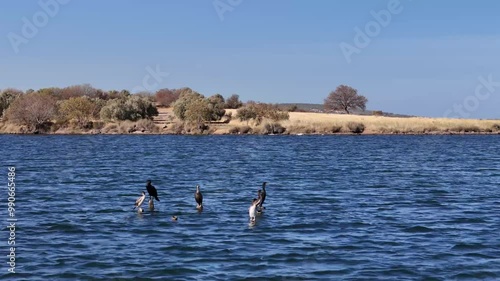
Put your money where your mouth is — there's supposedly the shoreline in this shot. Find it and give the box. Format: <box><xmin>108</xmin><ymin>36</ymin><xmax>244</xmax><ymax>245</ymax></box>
<box><xmin>1</xmin><ymin>130</ymin><xmax>499</xmax><ymax>136</ymax></box>
<box><xmin>1</xmin><ymin>109</ymin><xmax>499</xmax><ymax>136</ymax></box>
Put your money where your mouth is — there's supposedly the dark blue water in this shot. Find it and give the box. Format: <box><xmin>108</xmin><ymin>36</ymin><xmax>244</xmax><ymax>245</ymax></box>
<box><xmin>1</xmin><ymin>135</ymin><xmax>499</xmax><ymax>280</ymax></box>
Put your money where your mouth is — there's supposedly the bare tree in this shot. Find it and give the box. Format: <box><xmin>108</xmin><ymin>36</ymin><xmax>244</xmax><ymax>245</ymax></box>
<box><xmin>5</xmin><ymin>92</ymin><xmax>57</xmax><ymax>131</ymax></box>
<box><xmin>324</xmin><ymin>85</ymin><xmax>367</xmax><ymax>114</ymax></box>
<box><xmin>236</xmin><ymin>102</ymin><xmax>289</xmax><ymax>125</ymax></box>
<box><xmin>59</xmin><ymin>84</ymin><xmax>99</xmax><ymax>100</ymax></box>
<box><xmin>155</xmin><ymin>88</ymin><xmax>180</xmax><ymax>107</ymax></box>
<box><xmin>225</xmin><ymin>94</ymin><xmax>243</xmax><ymax>109</ymax></box>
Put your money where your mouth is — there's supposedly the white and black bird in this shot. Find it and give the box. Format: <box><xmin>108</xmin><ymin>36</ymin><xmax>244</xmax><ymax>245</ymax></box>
<box><xmin>195</xmin><ymin>185</ymin><xmax>203</xmax><ymax>209</ymax></box>
<box><xmin>134</xmin><ymin>191</ymin><xmax>146</xmax><ymax>210</ymax></box>
<box><xmin>249</xmin><ymin>198</ymin><xmax>261</xmax><ymax>222</ymax></box>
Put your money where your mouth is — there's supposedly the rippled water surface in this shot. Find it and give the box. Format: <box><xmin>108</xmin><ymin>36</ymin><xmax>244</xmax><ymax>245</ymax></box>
<box><xmin>1</xmin><ymin>135</ymin><xmax>500</xmax><ymax>280</ymax></box>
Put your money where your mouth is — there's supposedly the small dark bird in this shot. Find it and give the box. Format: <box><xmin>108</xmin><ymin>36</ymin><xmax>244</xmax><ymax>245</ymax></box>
<box><xmin>146</xmin><ymin>180</ymin><xmax>160</xmax><ymax>201</ymax></box>
<box><xmin>259</xmin><ymin>182</ymin><xmax>267</xmax><ymax>208</ymax></box>
<box><xmin>171</xmin><ymin>216</ymin><xmax>178</xmax><ymax>221</ymax></box>
<box><xmin>195</xmin><ymin>185</ymin><xmax>203</xmax><ymax>209</ymax></box>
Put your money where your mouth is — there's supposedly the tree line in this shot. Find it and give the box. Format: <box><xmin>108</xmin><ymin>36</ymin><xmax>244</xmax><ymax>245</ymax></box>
<box><xmin>0</xmin><ymin>84</ymin><xmax>248</xmax><ymax>133</ymax></box>
<box><xmin>0</xmin><ymin>84</ymin><xmax>367</xmax><ymax>133</ymax></box>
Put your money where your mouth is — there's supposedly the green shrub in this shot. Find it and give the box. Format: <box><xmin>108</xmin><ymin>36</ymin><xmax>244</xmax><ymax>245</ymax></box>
<box><xmin>100</xmin><ymin>95</ymin><xmax>158</xmax><ymax>121</ymax></box>
<box><xmin>236</xmin><ymin>106</ymin><xmax>258</xmax><ymax>123</ymax></box>
<box><xmin>236</xmin><ymin>102</ymin><xmax>289</xmax><ymax>125</ymax></box>
<box><xmin>59</xmin><ymin>97</ymin><xmax>103</xmax><ymax>128</ymax></box>
<box><xmin>208</xmin><ymin>94</ymin><xmax>226</xmax><ymax>121</ymax></box>
<box><xmin>172</xmin><ymin>91</ymin><xmax>204</xmax><ymax>120</ymax></box>
<box><xmin>0</xmin><ymin>89</ymin><xmax>22</xmax><ymax>117</ymax></box>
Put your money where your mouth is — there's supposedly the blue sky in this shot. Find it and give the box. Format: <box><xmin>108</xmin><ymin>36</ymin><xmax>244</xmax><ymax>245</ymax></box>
<box><xmin>1</xmin><ymin>0</ymin><xmax>499</xmax><ymax>118</ymax></box>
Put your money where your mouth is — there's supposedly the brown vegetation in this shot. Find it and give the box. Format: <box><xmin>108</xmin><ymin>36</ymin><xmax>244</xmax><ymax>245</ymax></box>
<box><xmin>5</xmin><ymin>92</ymin><xmax>57</xmax><ymax>132</ymax></box>
<box><xmin>0</xmin><ymin>84</ymin><xmax>498</xmax><ymax>135</ymax></box>
<box><xmin>324</xmin><ymin>85</ymin><xmax>367</xmax><ymax>114</ymax></box>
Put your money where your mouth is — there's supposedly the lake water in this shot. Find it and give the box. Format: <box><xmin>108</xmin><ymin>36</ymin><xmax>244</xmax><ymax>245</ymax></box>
<box><xmin>1</xmin><ymin>135</ymin><xmax>499</xmax><ymax>280</ymax></box>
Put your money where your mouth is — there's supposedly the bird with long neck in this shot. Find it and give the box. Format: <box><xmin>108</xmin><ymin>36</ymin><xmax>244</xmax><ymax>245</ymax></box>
<box><xmin>249</xmin><ymin>198</ymin><xmax>261</xmax><ymax>222</ymax></box>
<box><xmin>146</xmin><ymin>180</ymin><xmax>160</xmax><ymax>201</ymax></box>
<box><xmin>134</xmin><ymin>191</ymin><xmax>146</xmax><ymax>210</ymax></box>
<box><xmin>256</xmin><ymin>189</ymin><xmax>262</xmax><ymax>212</ymax></box>
<box><xmin>259</xmin><ymin>182</ymin><xmax>267</xmax><ymax>208</ymax></box>
<box><xmin>195</xmin><ymin>185</ymin><xmax>203</xmax><ymax>209</ymax></box>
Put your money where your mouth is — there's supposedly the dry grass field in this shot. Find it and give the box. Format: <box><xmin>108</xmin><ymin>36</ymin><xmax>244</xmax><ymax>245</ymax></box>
<box><xmin>1</xmin><ymin>107</ymin><xmax>498</xmax><ymax>135</ymax></box>
<box><xmin>154</xmin><ymin>108</ymin><xmax>500</xmax><ymax>135</ymax></box>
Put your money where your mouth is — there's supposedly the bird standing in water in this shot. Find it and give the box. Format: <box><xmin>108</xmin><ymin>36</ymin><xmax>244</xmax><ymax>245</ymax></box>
<box><xmin>134</xmin><ymin>191</ymin><xmax>146</xmax><ymax>210</ymax></box>
<box><xmin>195</xmin><ymin>185</ymin><xmax>203</xmax><ymax>209</ymax></box>
<box><xmin>146</xmin><ymin>180</ymin><xmax>160</xmax><ymax>201</ymax></box>
<box><xmin>249</xmin><ymin>198</ymin><xmax>261</xmax><ymax>222</ymax></box>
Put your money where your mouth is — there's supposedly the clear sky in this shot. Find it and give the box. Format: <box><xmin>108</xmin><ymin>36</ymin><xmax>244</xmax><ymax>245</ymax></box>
<box><xmin>1</xmin><ymin>0</ymin><xmax>499</xmax><ymax>118</ymax></box>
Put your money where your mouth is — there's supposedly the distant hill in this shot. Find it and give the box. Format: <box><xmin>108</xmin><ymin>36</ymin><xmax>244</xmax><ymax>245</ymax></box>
<box><xmin>276</xmin><ymin>103</ymin><xmax>414</xmax><ymax>118</ymax></box>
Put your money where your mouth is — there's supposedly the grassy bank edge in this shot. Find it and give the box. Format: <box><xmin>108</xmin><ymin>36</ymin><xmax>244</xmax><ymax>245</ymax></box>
<box><xmin>1</xmin><ymin>110</ymin><xmax>499</xmax><ymax>136</ymax></box>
